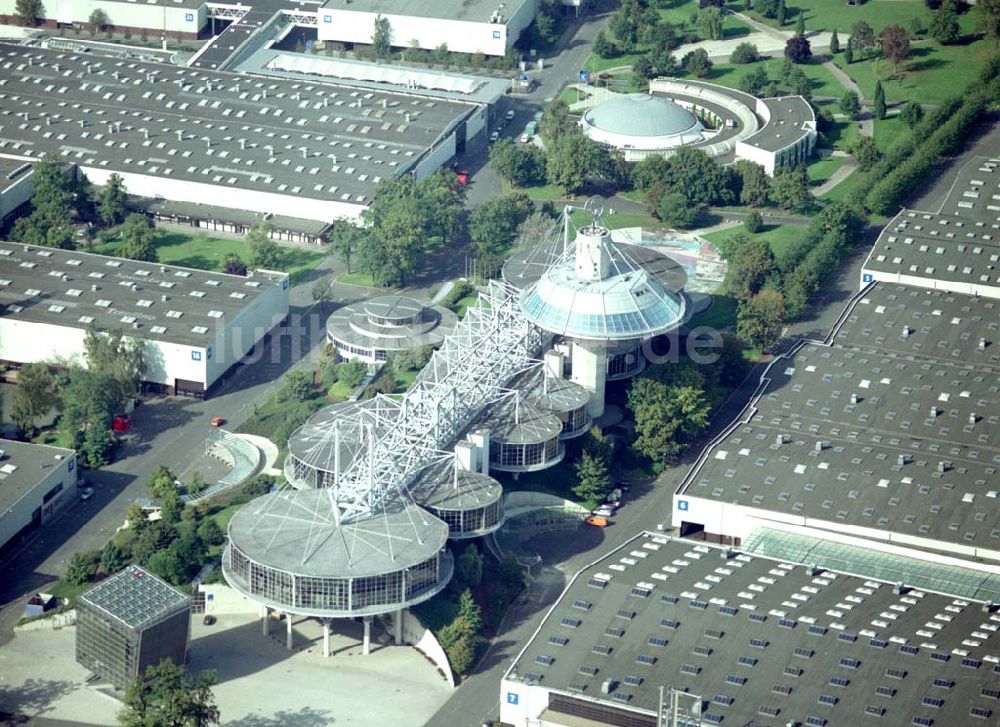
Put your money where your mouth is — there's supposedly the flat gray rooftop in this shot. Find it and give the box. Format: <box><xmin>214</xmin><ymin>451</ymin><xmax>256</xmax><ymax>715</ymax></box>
<box><xmin>743</xmin><ymin>95</ymin><xmax>815</xmax><ymax>153</ymax></box>
<box><xmin>0</xmin><ymin>42</ymin><xmax>474</xmax><ymax>204</ymax></box>
<box><xmin>679</xmin><ymin>282</ymin><xmax>1000</xmax><ymax>551</ymax></box>
<box><xmin>0</xmin><ymin>157</ymin><xmax>32</xmax><ymax>191</ymax></box>
<box><xmin>79</xmin><ymin>564</ymin><xmax>189</xmax><ymax>631</ymax></box>
<box><xmin>320</xmin><ymin>0</ymin><xmax>533</xmax><ymax>23</ymax></box>
<box><xmin>509</xmin><ymin>531</ymin><xmax>1000</xmax><ymax>727</ymax></box>
<box><xmin>0</xmin><ymin>241</ymin><xmax>288</xmax><ymax>348</ymax></box>
<box><xmin>0</xmin><ymin>438</ymin><xmax>75</xmax><ymax>516</ymax></box>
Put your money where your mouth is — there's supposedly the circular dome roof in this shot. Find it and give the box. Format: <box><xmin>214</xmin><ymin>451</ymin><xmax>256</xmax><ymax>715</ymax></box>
<box><xmin>583</xmin><ymin>93</ymin><xmax>700</xmax><ymax>139</ymax></box>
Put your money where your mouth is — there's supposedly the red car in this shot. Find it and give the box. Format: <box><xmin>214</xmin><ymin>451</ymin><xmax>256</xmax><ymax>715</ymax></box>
<box><xmin>210</xmin><ymin>416</ymin><xmax>226</xmax><ymax>427</ymax></box>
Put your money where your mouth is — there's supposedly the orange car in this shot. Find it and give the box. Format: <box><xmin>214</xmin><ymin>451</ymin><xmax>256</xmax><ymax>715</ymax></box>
<box><xmin>585</xmin><ymin>515</ymin><xmax>609</xmax><ymax>528</ymax></box>
<box><xmin>210</xmin><ymin>416</ymin><xmax>226</xmax><ymax>427</ymax></box>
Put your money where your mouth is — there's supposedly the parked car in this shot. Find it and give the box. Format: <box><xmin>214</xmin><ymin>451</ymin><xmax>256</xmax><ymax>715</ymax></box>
<box><xmin>606</xmin><ymin>488</ymin><xmax>624</xmax><ymax>506</ymax></box>
<box><xmin>489</xmin><ymin>130</ymin><xmax>500</xmax><ymax>143</ymax></box>
<box><xmin>76</xmin><ymin>479</ymin><xmax>90</xmax><ymax>489</ymax></box>
<box><xmin>456</xmin><ymin>169</ymin><xmax>470</xmax><ymax>185</ymax></box>
<box><xmin>593</xmin><ymin>504</ymin><xmax>615</xmax><ymax>518</ymax></box>
<box><xmin>80</xmin><ymin>488</ymin><xmax>94</xmax><ymax>501</ymax></box>
<box><xmin>585</xmin><ymin>515</ymin><xmax>609</xmax><ymax>527</ymax></box>
<box><xmin>211</xmin><ymin>416</ymin><xmax>226</xmax><ymax>427</ymax></box>
<box><xmin>520</xmin><ymin>132</ymin><xmax>530</xmax><ymax>143</ymax></box>
<box><xmin>505</xmin><ymin>109</ymin><xmax>516</xmax><ymax>121</ymax></box>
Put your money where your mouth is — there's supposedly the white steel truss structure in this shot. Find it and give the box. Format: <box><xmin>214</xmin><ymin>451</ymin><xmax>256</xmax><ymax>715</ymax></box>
<box><xmin>204</xmin><ymin>4</ymin><xmax>252</xmax><ymax>21</ymax></box>
<box><xmin>285</xmin><ymin>281</ymin><xmax>546</xmax><ymax>525</ymax></box>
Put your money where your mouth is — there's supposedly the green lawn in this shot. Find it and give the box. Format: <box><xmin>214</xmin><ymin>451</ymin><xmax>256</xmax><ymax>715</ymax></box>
<box><xmin>706</xmin><ymin>57</ymin><xmax>845</xmax><ymax>100</ymax></box>
<box><xmin>569</xmin><ymin>210</ymin><xmax>659</xmax><ymax>230</ymax></box>
<box><xmin>687</xmin><ymin>294</ymin><xmax>738</xmax><ymax>331</ymax></box>
<box><xmin>744</xmin><ymin>0</ymin><xmax>934</xmax><ymax>34</ymax></box>
<box><xmin>818</xmin><ymin>166</ymin><xmax>868</xmax><ymax>203</ymax></box>
<box><xmin>872</xmin><ymin>114</ymin><xmax>910</xmax><ymax>153</ymax></box>
<box><xmin>519</xmin><ymin>182</ymin><xmax>569</xmax><ymax>201</ymax></box>
<box><xmin>807</xmin><ymin>155</ymin><xmax>847</xmax><ymax>187</ymax></box>
<box><xmin>452</xmin><ymin>292</ymin><xmax>481</xmax><ymax>318</ymax></box>
<box><xmin>818</xmin><ymin>110</ymin><xmax>860</xmax><ymax>152</ymax></box>
<box><xmin>32</xmin><ymin>428</ymin><xmax>75</xmax><ymax>450</ymax></box>
<box><xmin>336</xmin><ymin>270</ymin><xmax>380</xmax><ymax>287</ymax></box>
<box><xmin>830</xmin><ymin>38</ymin><xmax>994</xmax><ymax>106</ymax></box>
<box><xmin>95</xmin><ymin>231</ymin><xmax>324</xmax><ymax>285</ymax></box>
<box><xmin>702</xmin><ymin>222</ymin><xmax>803</xmax><ymax>258</ymax></box>
<box><xmin>584</xmin><ymin>52</ymin><xmax>642</xmax><ymax>74</ymax></box>
<box><xmin>657</xmin><ymin>0</ymin><xmax>753</xmax><ymax>39</ymax></box>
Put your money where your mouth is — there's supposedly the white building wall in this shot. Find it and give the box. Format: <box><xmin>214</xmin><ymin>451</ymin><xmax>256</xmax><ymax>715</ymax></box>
<box><xmin>859</xmin><ymin>267</ymin><xmax>1000</xmax><ymax>300</ymax></box>
<box><xmin>733</xmin><ymin>140</ymin><xmax>776</xmax><ymax>175</ymax></box>
<box><xmin>0</xmin><ymin>318</ymin><xmax>209</xmax><ymax>387</ymax></box>
<box><xmin>412</xmin><ymin>134</ymin><xmax>456</xmax><ymax>180</ymax></box>
<box><xmin>0</xmin><ymin>450</ymin><xmax>76</xmax><ymax>551</ymax></box>
<box><xmin>80</xmin><ymin>166</ymin><xmax>366</xmax><ymax>224</ymax></box>
<box><xmin>0</xmin><ymin>0</ymin><xmax>206</xmax><ymax>33</ymax></box>
<box><xmin>0</xmin><ymin>167</ymin><xmax>35</xmax><ymax>222</ymax></box>
<box><xmin>671</xmin><ymin>494</ymin><xmax>1000</xmax><ymax>563</ymax></box>
<box><xmin>500</xmin><ymin>679</ymin><xmax>553</xmax><ymax>727</ymax></box>
<box><xmin>204</xmin><ymin>273</ymin><xmax>290</xmax><ymax>386</ymax></box>
<box><xmin>466</xmin><ymin>105</ymin><xmax>487</xmax><ymax>141</ymax></box>
<box><xmin>318</xmin><ymin>10</ymin><xmax>512</xmax><ymax>56</ymax></box>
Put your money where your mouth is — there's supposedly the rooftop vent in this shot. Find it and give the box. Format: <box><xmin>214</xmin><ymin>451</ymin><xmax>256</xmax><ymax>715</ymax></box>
<box><xmin>850</xmin><ymin>393</ymin><xmax>860</xmax><ymax>404</ymax></box>
<box><xmin>979</xmin><ymin>337</ymin><xmax>988</xmax><ymax>351</ymax></box>
<box><xmin>601</xmin><ymin>679</ymin><xmax>616</xmax><ymax>695</ymax></box>
<box><xmin>901</xmin><ymin>325</ymin><xmax>911</xmax><ymax>337</ymax></box>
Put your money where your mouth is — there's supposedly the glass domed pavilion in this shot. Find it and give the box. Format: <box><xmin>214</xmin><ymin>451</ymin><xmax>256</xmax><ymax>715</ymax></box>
<box><xmin>580</xmin><ymin>93</ymin><xmax>705</xmax><ymax>151</ymax></box>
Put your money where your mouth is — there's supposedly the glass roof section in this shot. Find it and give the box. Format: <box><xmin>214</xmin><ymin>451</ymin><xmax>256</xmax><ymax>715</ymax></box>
<box><xmin>79</xmin><ymin>565</ymin><xmax>190</xmax><ymax>631</ymax></box>
<box><xmin>742</xmin><ymin>528</ymin><xmax>1000</xmax><ymax>602</ymax></box>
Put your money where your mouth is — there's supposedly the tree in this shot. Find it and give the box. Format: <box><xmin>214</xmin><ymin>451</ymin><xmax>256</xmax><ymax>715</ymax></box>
<box><xmin>11</xmin><ymin>154</ymin><xmax>78</xmax><ymax>249</ymax></box>
<box><xmin>11</xmin><ymin>362</ymin><xmax>57</xmax><ymax>435</ymax></box>
<box><xmin>119</xmin><ymin>213</ymin><xmax>158</xmax><ymax>262</ymax></box>
<box><xmin>850</xmin><ymin>21</ymin><xmax>876</xmax><ymax>55</ymax></box>
<box><xmin>739</xmin><ymin>63</ymin><xmax>770</xmax><ymax>96</ymax></box>
<box><xmin>221</xmin><ymin>253</ymin><xmax>247</xmax><ymax>276</ymax></box>
<box><xmin>745</xmin><ymin>210</ymin><xmax>764</xmax><ymax>234</ymax></box>
<box><xmin>66</xmin><ymin>550</ymin><xmax>102</xmax><ymax>586</ymax></box>
<box><xmin>631</xmin><ymin>155</ymin><xmax>670</xmax><ymax>193</ymax></box>
<box><xmin>784</xmin><ymin>34</ymin><xmax>812</xmax><ymax>63</ymax></box>
<box><xmin>545</xmin><ymin>132</ymin><xmax>607</xmax><ymax>193</ymax></box>
<box><xmin>469</xmin><ymin>192</ymin><xmax>533</xmax><ymax>272</ymax></box>
<box><xmin>786</xmin><ymin>67</ymin><xmax>812</xmax><ymax>99</ymax></box>
<box><xmin>682</xmin><ymin>48</ymin><xmax>713</xmax><ymax>78</ymax></box>
<box><xmin>456</xmin><ymin>544</ymin><xmax>483</xmax><ymax>589</ymax></box>
<box><xmin>754</xmin><ymin>0</ymin><xmax>781</xmax><ymax>19</ymax></box>
<box><xmin>696</xmin><ymin>7</ymin><xmax>724</xmax><ymax>40</ymax></box>
<box><xmin>852</xmin><ymin>135</ymin><xmax>882</xmax><ymax>171</ymax></box>
<box><xmin>829</xmin><ymin>28</ymin><xmax>840</xmax><ymax>54</ymax></box>
<box><xmin>197</xmin><ymin>519</ymin><xmax>225</xmax><ymax>547</ymax></box>
<box><xmin>656</xmin><ymin>192</ymin><xmax>699</xmax><ymax>228</ymax></box>
<box><xmin>14</xmin><ymin>0</ymin><xmax>42</xmax><ymax>26</ymax></box>
<box><xmin>873</xmin><ymin>80</ymin><xmax>887</xmax><ymax>120</ymax></box>
<box><xmin>839</xmin><ymin>90</ymin><xmax>862</xmax><ymax>119</ymax></box>
<box><xmin>457</xmin><ymin>589</ymin><xmax>482</xmax><ymax>636</ymax></box>
<box><xmin>794</xmin><ymin>10</ymin><xmax>805</xmax><ymax>36</ymax></box>
<box><xmin>338</xmin><ymin>360</ymin><xmax>368</xmax><ymax>388</ymax></box>
<box><xmin>372</xmin><ymin>15</ymin><xmax>392</xmax><ymax>58</ymax></box>
<box><xmin>930</xmin><ymin>4</ymin><xmax>961</xmax><ymax>44</ymax></box>
<box><xmin>730</xmin><ymin>42</ymin><xmax>759</xmax><ymax>64</ymax></box>
<box><xmin>979</xmin><ymin>0</ymin><xmax>1000</xmax><ymax>40</ymax></box>
<box><xmin>538</xmin><ymin>98</ymin><xmax>573</xmax><ymax>144</ymax></box>
<box><xmin>101</xmin><ymin>541</ymin><xmax>129</xmax><ymax>575</ymax></box>
<box><xmin>446</xmin><ymin>634</ymin><xmax>477</xmax><ymax>676</ymax></box>
<box><xmin>844</xmin><ymin>37</ymin><xmax>854</xmax><ymax>63</ymax></box>
<box><xmin>573</xmin><ymin>450</ymin><xmax>612</xmax><ymax>501</ymax></box>
<box><xmin>776</xmin><ymin>0</ymin><xmax>786</xmax><ymax>26</ymax></box>
<box><xmin>186</xmin><ymin>472</ymin><xmax>206</xmax><ymax>498</ymax></box>
<box><xmin>489</xmin><ymin>139</ymin><xmax>546</xmax><ymax>187</ymax></box>
<box><xmin>737</xmin><ymin>290</ymin><xmax>786</xmax><ymax>352</ymax></box>
<box><xmin>280</xmin><ymin>370</ymin><xmax>315</xmax><ymax>402</ymax></box>
<box><xmin>881</xmin><ymin>25</ymin><xmax>911</xmax><ymax>70</ymax></box>
<box><xmin>725</xmin><ymin>237</ymin><xmax>776</xmax><ymax>299</ymax></box>
<box><xmin>83</xmin><ymin>327</ymin><xmax>146</xmax><ymax>403</ymax></box>
<box><xmin>662</xmin><ymin>147</ymin><xmax>738</xmax><ymax>206</ymax></box>
<box><xmin>770</xmin><ymin>166</ymin><xmax>810</xmax><ymax>208</ymax></box>
<box><xmin>119</xmin><ymin>658</ymin><xmax>220</xmax><ymax>727</ymax></box>
<box><xmin>247</xmin><ymin>224</ymin><xmax>281</xmax><ymax>269</ymax></box>
<box><xmin>326</xmin><ymin>219</ymin><xmax>360</xmax><ymax>274</ymax></box>
<box><xmin>89</xmin><ymin>9</ymin><xmax>109</xmax><ymax>32</ymax></box>
<box><xmin>593</xmin><ymin>31</ymin><xmax>618</xmax><ymax>58</ymax></box>
<box><xmin>158</xmin><ymin>489</ymin><xmax>183</xmax><ymax>527</ymax></box>
<box><xmin>627</xmin><ymin>376</ymin><xmax>710</xmax><ymax>464</ymax></box>
<box><xmin>901</xmin><ymin>100</ymin><xmax>925</xmax><ymax>128</ymax></box>
<box><xmin>98</xmin><ymin>173</ymin><xmax>128</xmax><ymax>225</ymax></box>
<box><xmin>735</xmin><ymin>159</ymin><xmax>770</xmax><ymax>207</ymax></box>
<box><xmin>717</xmin><ymin>333</ymin><xmax>751</xmax><ymax>385</ymax></box>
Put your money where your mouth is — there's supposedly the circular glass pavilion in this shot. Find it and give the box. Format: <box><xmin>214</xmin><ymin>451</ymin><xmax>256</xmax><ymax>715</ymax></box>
<box><xmin>409</xmin><ymin>461</ymin><xmax>505</xmax><ymax>539</ymax></box>
<box><xmin>580</xmin><ymin>93</ymin><xmax>705</xmax><ymax>151</ymax></box>
<box><xmin>224</xmin><ymin>491</ymin><xmax>452</xmax><ymax>618</ymax></box>
<box><xmin>326</xmin><ymin>294</ymin><xmax>457</xmax><ymax>363</ymax></box>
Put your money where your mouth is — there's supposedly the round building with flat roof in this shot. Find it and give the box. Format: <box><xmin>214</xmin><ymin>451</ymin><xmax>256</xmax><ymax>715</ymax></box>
<box><xmin>409</xmin><ymin>461</ymin><xmax>504</xmax><ymax>539</ymax></box>
<box><xmin>285</xmin><ymin>401</ymin><xmax>365</xmax><ymax>490</ymax></box>
<box><xmin>223</xmin><ymin>491</ymin><xmax>452</xmax><ymax>618</ymax></box>
<box><xmin>326</xmin><ymin>294</ymin><xmax>457</xmax><ymax>363</ymax></box>
<box><xmin>484</xmin><ymin>399</ymin><xmax>565</xmax><ymax>473</ymax></box>
<box><xmin>580</xmin><ymin>93</ymin><xmax>705</xmax><ymax>150</ymax></box>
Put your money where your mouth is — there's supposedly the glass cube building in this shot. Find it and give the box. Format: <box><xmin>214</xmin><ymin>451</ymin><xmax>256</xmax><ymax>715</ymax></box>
<box><xmin>76</xmin><ymin>565</ymin><xmax>191</xmax><ymax>689</ymax></box>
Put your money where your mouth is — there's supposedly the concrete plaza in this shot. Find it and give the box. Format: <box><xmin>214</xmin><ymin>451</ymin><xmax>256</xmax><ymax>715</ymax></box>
<box><xmin>0</xmin><ymin>613</ymin><xmax>452</xmax><ymax>726</ymax></box>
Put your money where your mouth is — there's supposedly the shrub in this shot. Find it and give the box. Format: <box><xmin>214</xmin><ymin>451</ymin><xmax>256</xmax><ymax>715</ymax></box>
<box><xmin>730</xmin><ymin>42</ymin><xmax>759</xmax><ymax>64</ymax></box>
